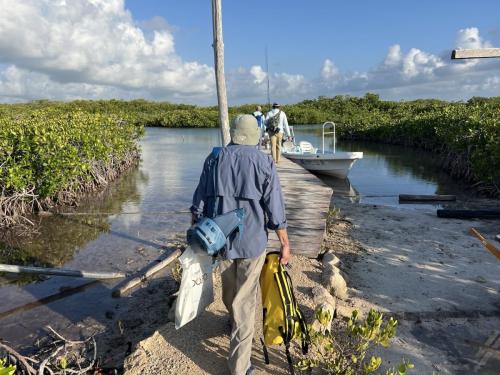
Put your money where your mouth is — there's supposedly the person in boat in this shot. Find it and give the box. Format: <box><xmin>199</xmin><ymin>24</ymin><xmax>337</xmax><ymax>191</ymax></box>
<box><xmin>191</xmin><ymin>114</ymin><xmax>291</xmax><ymax>375</ymax></box>
<box><xmin>252</xmin><ymin>105</ymin><xmax>267</xmax><ymax>149</ymax></box>
<box><xmin>265</xmin><ymin>102</ymin><xmax>291</xmax><ymax>164</ymax></box>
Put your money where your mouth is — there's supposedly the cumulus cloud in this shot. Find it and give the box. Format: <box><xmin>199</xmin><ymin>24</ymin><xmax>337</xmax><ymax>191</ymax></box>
<box><xmin>321</xmin><ymin>59</ymin><xmax>339</xmax><ymax>80</ymax></box>
<box><xmin>383</xmin><ymin>45</ymin><xmax>402</xmax><ymax>67</ymax></box>
<box><xmin>0</xmin><ymin>65</ymin><xmax>146</xmax><ymax>102</ymax></box>
<box><xmin>0</xmin><ymin>0</ymin><xmax>214</xmax><ymax>101</ymax></box>
<box><xmin>230</xmin><ymin>27</ymin><xmax>499</xmax><ymax>102</ymax></box>
<box><xmin>401</xmin><ymin>48</ymin><xmax>444</xmax><ymax>78</ymax></box>
<box><xmin>456</xmin><ymin>27</ymin><xmax>491</xmax><ymax>49</ymax></box>
<box><xmin>249</xmin><ymin>66</ymin><xmax>267</xmax><ymax>85</ymax></box>
<box><xmin>227</xmin><ymin>66</ymin><xmax>308</xmax><ymax>103</ymax></box>
<box><xmin>317</xmin><ymin>27</ymin><xmax>500</xmax><ymax>100</ymax></box>
<box><xmin>0</xmin><ymin>1</ymin><xmax>498</xmax><ymax>104</ymax></box>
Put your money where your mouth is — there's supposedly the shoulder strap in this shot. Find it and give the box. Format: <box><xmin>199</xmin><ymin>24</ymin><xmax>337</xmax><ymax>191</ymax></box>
<box><xmin>285</xmin><ymin>271</ymin><xmax>309</xmax><ymax>354</ymax></box>
<box><xmin>211</xmin><ymin>147</ymin><xmax>223</xmax><ymax>158</ymax></box>
<box><xmin>211</xmin><ymin>147</ymin><xmax>222</xmax><ymax>218</ymax></box>
<box><xmin>274</xmin><ymin>268</ymin><xmax>294</xmax><ymax>344</ymax></box>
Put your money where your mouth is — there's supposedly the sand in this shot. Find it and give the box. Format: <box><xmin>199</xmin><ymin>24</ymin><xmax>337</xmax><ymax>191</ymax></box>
<box><xmin>329</xmin><ymin>196</ymin><xmax>500</xmax><ymax>375</ymax></box>
<box><xmin>121</xmin><ymin>254</ymin><xmax>322</xmax><ymax>375</ymax></box>
<box><xmin>101</xmin><ymin>196</ymin><xmax>500</xmax><ymax>374</ymax></box>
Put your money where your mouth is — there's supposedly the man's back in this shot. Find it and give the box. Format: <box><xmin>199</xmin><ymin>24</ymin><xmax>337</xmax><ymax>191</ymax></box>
<box><xmin>191</xmin><ymin>144</ymin><xmax>287</xmax><ymax>259</ymax></box>
<box><xmin>265</xmin><ymin>108</ymin><xmax>290</xmax><ymax>136</ymax></box>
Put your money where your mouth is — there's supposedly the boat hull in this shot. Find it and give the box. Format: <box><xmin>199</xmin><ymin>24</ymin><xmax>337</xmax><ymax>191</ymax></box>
<box><xmin>283</xmin><ymin>151</ymin><xmax>363</xmax><ymax>179</ymax></box>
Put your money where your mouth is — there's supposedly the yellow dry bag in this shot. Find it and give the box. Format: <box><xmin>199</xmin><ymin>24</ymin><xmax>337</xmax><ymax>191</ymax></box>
<box><xmin>260</xmin><ymin>252</ymin><xmax>308</xmax><ymax>374</ymax></box>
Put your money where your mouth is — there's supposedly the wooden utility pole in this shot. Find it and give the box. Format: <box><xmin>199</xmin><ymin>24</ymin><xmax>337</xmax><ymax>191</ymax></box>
<box><xmin>451</xmin><ymin>48</ymin><xmax>500</xmax><ymax>59</ymax></box>
<box><xmin>211</xmin><ymin>0</ymin><xmax>230</xmax><ymax>146</ymax></box>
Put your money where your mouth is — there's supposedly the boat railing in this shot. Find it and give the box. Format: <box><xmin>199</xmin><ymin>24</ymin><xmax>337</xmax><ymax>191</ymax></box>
<box><xmin>322</xmin><ymin>122</ymin><xmax>336</xmax><ymax>154</ymax></box>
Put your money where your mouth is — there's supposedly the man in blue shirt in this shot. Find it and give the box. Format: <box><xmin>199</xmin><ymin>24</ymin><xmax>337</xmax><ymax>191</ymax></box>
<box><xmin>191</xmin><ymin>114</ymin><xmax>290</xmax><ymax>375</ymax></box>
<box><xmin>252</xmin><ymin>105</ymin><xmax>266</xmax><ymax>149</ymax></box>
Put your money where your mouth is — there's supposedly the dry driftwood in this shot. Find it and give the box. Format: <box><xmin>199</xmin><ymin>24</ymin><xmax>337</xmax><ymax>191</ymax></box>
<box><xmin>112</xmin><ymin>249</ymin><xmax>182</xmax><ymax>297</ymax></box>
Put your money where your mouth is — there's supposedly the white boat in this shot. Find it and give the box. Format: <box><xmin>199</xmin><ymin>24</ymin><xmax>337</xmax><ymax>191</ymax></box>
<box><xmin>282</xmin><ymin>122</ymin><xmax>363</xmax><ymax>179</ymax></box>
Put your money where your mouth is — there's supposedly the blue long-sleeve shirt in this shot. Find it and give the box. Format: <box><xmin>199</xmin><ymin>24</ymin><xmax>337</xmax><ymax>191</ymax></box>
<box><xmin>191</xmin><ymin>144</ymin><xmax>287</xmax><ymax>259</ymax></box>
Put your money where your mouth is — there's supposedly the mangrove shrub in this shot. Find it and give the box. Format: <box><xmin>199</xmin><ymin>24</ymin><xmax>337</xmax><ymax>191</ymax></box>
<box><xmin>0</xmin><ymin>107</ymin><xmax>143</xmax><ymax>226</ymax></box>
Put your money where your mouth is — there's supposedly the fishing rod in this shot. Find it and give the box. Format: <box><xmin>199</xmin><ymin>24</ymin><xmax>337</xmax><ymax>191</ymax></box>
<box><xmin>41</xmin><ymin>195</ymin><xmax>413</xmax><ymax>217</ymax></box>
<box><xmin>265</xmin><ymin>45</ymin><xmax>271</xmax><ymax>111</ymax></box>
<box><xmin>38</xmin><ymin>210</ymin><xmax>191</xmax><ymax>217</ymax></box>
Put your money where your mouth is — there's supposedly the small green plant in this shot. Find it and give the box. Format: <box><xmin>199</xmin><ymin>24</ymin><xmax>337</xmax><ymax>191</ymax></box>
<box><xmin>328</xmin><ymin>207</ymin><xmax>342</xmax><ymax>220</ymax></box>
<box><xmin>296</xmin><ymin>308</ymin><xmax>414</xmax><ymax>374</ymax></box>
<box><xmin>0</xmin><ymin>358</ymin><xmax>16</xmax><ymax>375</ymax></box>
<box><xmin>58</xmin><ymin>355</ymin><xmax>68</xmax><ymax>370</ymax></box>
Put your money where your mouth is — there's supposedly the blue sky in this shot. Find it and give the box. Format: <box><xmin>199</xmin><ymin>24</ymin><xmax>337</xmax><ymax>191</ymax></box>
<box><xmin>126</xmin><ymin>0</ymin><xmax>500</xmax><ymax>75</ymax></box>
<box><xmin>0</xmin><ymin>0</ymin><xmax>498</xmax><ymax>104</ymax></box>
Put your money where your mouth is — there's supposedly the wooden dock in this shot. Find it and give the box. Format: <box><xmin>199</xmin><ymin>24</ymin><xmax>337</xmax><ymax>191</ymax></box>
<box><xmin>267</xmin><ymin>155</ymin><xmax>332</xmax><ymax>258</ymax></box>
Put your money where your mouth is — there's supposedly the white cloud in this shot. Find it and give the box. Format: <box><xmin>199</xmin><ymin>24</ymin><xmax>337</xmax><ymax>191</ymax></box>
<box><xmin>321</xmin><ymin>59</ymin><xmax>339</xmax><ymax>80</ymax></box>
<box><xmin>227</xmin><ymin>66</ymin><xmax>308</xmax><ymax>103</ymax></box>
<box><xmin>0</xmin><ymin>1</ymin><xmax>498</xmax><ymax>105</ymax></box>
<box><xmin>317</xmin><ymin>28</ymin><xmax>500</xmax><ymax>100</ymax></box>
<box><xmin>456</xmin><ymin>27</ymin><xmax>491</xmax><ymax>49</ymax></box>
<box><xmin>272</xmin><ymin>72</ymin><xmax>309</xmax><ymax>98</ymax></box>
<box><xmin>0</xmin><ymin>65</ymin><xmax>143</xmax><ymax>102</ymax></box>
<box><xmin>401</xmin><ymin>48</ymin><xmax>444</xmax><ymax>79</ymax></box>
<box><xmin>0</xmin><ymin>0</ymin><xmax>214</xmax><ymax>101</ymax></box>
<box><xmin>249</xmin><ymin>65</ymin><xmax>267</xmax><ymax>85</ymax></box>
<box><xmin>384</xmin><ymin>45</ymin><xmax>402</xmax><ymax>67</ymax></box>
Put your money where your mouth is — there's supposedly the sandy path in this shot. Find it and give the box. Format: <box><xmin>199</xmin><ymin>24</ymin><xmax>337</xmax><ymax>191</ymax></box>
<box><xmin>113</xmin><ymin>196</ymin><xmax>500</xmax><ymax>375</ymax></box>
<box><xmin>122</xmin><ymin>254</ymin><xmax>323</xmax><ymax>375</ymax></box>
<box><xmin>330</xmin><ymin>197</ymin><xmax>500</xmax><ymax>374</ymax></box>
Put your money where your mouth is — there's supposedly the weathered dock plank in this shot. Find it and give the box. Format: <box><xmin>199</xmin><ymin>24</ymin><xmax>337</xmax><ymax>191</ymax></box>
<box><xmin>266</xmin><ymin>153</ymin><xmax>332</xmax><ymax>258</ymax></box>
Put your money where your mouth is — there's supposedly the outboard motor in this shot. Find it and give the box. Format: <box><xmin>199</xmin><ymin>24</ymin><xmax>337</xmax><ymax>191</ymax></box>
<box><xmin>187</xmin><ymin>208</ymin><xmax>246</xmax><ymax>256</ymax></box>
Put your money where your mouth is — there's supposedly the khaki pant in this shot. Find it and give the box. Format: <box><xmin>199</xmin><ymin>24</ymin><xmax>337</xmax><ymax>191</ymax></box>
<box><xmin>220</xmin><ymin>252</ymin><xmax>266</xmax><ymax>375</ymax></box>
<box><xmin>270</xmin><ymin>132</ymin><xmax>283</xmax><ymax>164</ymax></box>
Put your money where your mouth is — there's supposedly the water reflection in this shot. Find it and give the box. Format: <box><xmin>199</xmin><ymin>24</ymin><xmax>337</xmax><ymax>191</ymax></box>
<box><xmin>0</xmin><ymin>167</ymin><xmax>146</xmax><ymax>271</ymax></box>
<box><xmin>317</xmin><ymin>176</ymin><xmax>360</xmax><ymax>203</ymax></box>
<box><xmin>292</xmin><ymin>125</ymin><xmax>471</xmax><ymax>207</ymax></box>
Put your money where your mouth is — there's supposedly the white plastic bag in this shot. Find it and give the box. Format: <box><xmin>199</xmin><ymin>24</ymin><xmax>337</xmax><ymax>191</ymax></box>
<box><xmin>175</xmin><ymin>247</ymin><xmax>215</xmax><ymax>329</ymax></box>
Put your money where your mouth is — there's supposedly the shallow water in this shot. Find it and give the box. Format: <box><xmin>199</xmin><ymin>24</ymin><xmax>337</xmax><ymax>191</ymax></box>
<box><xmin>291</xmin><ymin>125</ymin><xmax>472</xmax><ymax>207</ymax></box>
<box><xmin>0</xmin><ymin>126</ymin><xmax>478</xmax><ymax>347</ymax></box>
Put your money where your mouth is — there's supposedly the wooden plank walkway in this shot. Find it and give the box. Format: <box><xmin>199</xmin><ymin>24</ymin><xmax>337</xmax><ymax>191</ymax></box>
<box><xmin>267</xmin><ymin>154</ymin><xmax>333</xmax><ymax>258</ymax></box>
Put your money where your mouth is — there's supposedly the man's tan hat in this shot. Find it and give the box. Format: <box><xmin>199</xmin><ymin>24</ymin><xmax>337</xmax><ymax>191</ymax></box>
<box><xmin>230</xmin><ymin>114</ymin><xmax>260</xmax><ymax>145</ymax></box>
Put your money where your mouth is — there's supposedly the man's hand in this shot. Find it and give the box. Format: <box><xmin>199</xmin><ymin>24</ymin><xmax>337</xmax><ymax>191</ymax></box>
<box><xmin>275</xmin><ymin>228</ymin><xmax>291</xmax><ymax>265</ymax></box>
<box><xmin>191</xmin><ymin>213</ymin><xmax>197</xmax><ymax>225</ymax></box>
<box><xmin>279</xmin><ymin>243</ymin><xmax>291</xmax><ymax>265</ymax></box>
